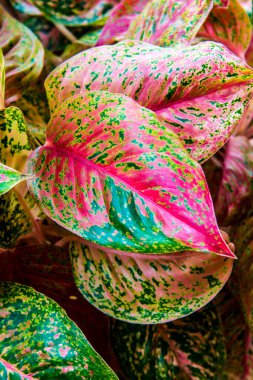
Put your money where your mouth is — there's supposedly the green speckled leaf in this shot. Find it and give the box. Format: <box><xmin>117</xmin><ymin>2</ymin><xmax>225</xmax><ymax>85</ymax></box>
<box><xmin>70</xmin><ymin>241</ymin><xmax>233</xmax><ymax>323</ymax></box>
<box><xmin>0</xmin><ymin>282</ymin><xmax>118</xmax><ymax>379</ymax></box>
<box><xmin>198</xmin><ymin>0</ymin><xmax>252</xmax><ymax>59</ymax></box>
<box><xmin>0</xmin><ymin>6</ymin><xmax>44</xmax><ymax>105</ymax></box>
<box><xmin>110</xmin><ymin>302</ymin><xmax>226</xmax><ymax>379</ymax></box>
<box><xmin>0</xmin><ymin>164</ymin><xmax>29</xmax><ymax>195</ymax></box>
<box><xmin>0</xmin><ymin>107</ymin><xmax>40</xmax><ymax>248</ymax></box>
<box><xmin>29</xmin><ymin>0</ymin><xmax>119</xmax><ymax>26</ymax></box>
<box><xmin>125</xmin><ymin>0</ymin><xmax>213</xmax><ymax>47</ymax></box>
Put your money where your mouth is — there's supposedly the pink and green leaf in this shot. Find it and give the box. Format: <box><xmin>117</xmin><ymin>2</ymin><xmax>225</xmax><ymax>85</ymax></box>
<box><xmin>125</xmin><ymin>0</ymin><xmax>213</xmax><ymax>47</ymax></box>
<box><xmin>28</xmin><ymin>90</ymin><xmax>234</xmax><ymax>257</ymax></box>
<box><xmin>46</xmin><ymin>40</ymin><xmax>253</xmax><ymax>163</ymax></box>
<box><xmin>70</xmin><ymin>240</ymin><xmax>233</xmax><ymax>323</ymax></box>
<box><xmin>110</xmin><ymin>302</ymin><xmax>226</xmax><ymax>379</ymax></box>
<box><xmin>198</xmin><ymin>0</ymin><xmax>252</xmax><ymax>59</ymax></box>
<box><xmin>0</xmin><ymin>164</ymin><xmax>29</xmax><ymax>195</ymax></box>
<box><xmin>0</xmin><ymin>6</ymin><xmax>44</xmax><ymax>105</ymax></box>
<box><xmin>0</xmin><ymin>282</ymin><xmax>118</xmax><ymax>379</ymax></box>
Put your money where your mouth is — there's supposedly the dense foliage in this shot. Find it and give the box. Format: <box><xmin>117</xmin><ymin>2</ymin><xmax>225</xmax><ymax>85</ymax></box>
<box><xmin>1</xmin><ymin>0</ymin><xmax>253</xmax><ymax>378</ymax></box>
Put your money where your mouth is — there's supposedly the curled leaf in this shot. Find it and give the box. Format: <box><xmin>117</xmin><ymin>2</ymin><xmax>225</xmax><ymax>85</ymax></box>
<box><xmin>0</xmin><ymin>6</ymin><xmax>44</xmax><ymax>104</ymax></box>
<box><xmin>0</xmin><ymin>282</ymin><xmax>118</xmax><ymax>379</ymax></box>
<box><xmin>110</xmin><ymin>303</ymin><xmax>226</xmax><ymax>379</ymax></box>
<box><xmin>70</xmin><ymin>241</ymin><xmax>233</xmax><ymax>323</ymax></box>
<box><xmin>46</xmin><ymin>40</ymin><xmax>253</xmax><ymax>163</ymax></box>
<box><xmin>28</xmin><ymin>90</ymin><xmax>234</xmax><ymax>257</ymax></box>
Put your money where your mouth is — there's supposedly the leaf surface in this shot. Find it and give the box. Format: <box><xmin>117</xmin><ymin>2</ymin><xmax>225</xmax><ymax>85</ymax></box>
<box><xmin>28</xmin><ymin>90</ymin><xmax>234</xmax><ymax>257</ymax></box>
<box><xmin>70</xmin><ymin>240</ymin><xmax>233</xmax><ymax>323</ymax></box>
<box><xmin>198</xmin><ymin>0</ymin><xmax>252</xmax><ymax>59</ymax></box>
<box><xmin>125</xmin><ymin>0</ymin><xmax>213</xmax><ymax>47</ymax></box>
<box><xmin>46</xmin><ymin>40</ymin><xmax>253</xmax><ymax>163</ymax></box>
<box><xmin>110</xmin><ymin>303</ymin><xmax>226</xmax><ymax>379</ymax></box>
<box><xmin>29</xmin><ymin>0</ymin><xmax>119</xmax><ymax>26</ymax></box>
<box><xmin>0</xmin><ymin>6</ymin><xmax>44</xmax><ymax>105</ymax></box>
<box><xmin>0</xmin><ymin>164</ymin><xmax>28</xmax><ymax>195</ymax></box>
<box><xmin>0</xmin><ymin>282</ymin><xmax>118</xmax><ymax>379</ymax></box>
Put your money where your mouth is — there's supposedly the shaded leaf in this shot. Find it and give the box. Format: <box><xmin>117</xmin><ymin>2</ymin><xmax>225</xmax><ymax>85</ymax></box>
<box><xmin>0</xmin><ymin>6</ymin><xmax>44</xmax><ymax>104</ymax></box>
<box><xmin>213</xmin><ymin>0</ymin><xmax>229</xmax><ymax>6</ymax></box>
<box><xmin>198</xmin><ymin>0</ymin><xmax>252</xmax><ymax>59</ymax></box>
<box><xmin>29</xmin><ymin>0</ymin><xmax>119</xmax><ymax>27</ymax></box>
<box><xmin>214</xmin><ymin>136</ymin><xmax>253</xmax><ymax>225</ymax></box>
<box><xmin>46</xmin><ymin>40</ymin><xmax>253</xmax><ymax>163</ymax></box>
<box><xmin>0</xmin><ymin>48</ymin><xmax>4</xmax><ymax>109</ymax></box>
<box><xmin>9</xmin><ymin>0</ymin><xmax>42</xmax><ymax>15</ymax></box>
<box><xmin>28</xmin><ymin>90</ymin><xmax>234</xmax><ymax>257</ymax></box>
<box><xmin>0</xmin><ymin>281</ymin><xmax>118</xmax><ymax>379</ymax></box>
<box><xmin>70</xmin><ymin>240</ymin><xmax>233</xmax><ymax>323</ymax></box>
<box><xmin>62</xmin><ymin>29</ymin><xmax>102</xmax><ymax>61</ymax></box>
<box><xmin>110</xmin><ymin>302</ymin><xmax>226</xmax><ymax>380</ymax></box>
<box><xmin>0</xmin><ymin>106</ymin><xmax>41</xmax><ymax>248</ymax></box>
<box><xmin>125</xmin><ymin>0</ymin><xmax>213</xmax><ymax>47</ymax></box>
<box><xmin>0</xmin><ymin>163</ymin><xmax>29</xmax><ymax>195</ymax></box>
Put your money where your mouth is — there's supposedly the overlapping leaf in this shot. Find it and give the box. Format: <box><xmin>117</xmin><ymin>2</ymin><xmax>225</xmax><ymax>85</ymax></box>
<box><xmin>28</xmin><ymin>90</ymin><xmax>234</xmax><ymax>257</ymax></box>
<box><xmin>0</xmin><ymin>6</ymin><xmax>44</xmax><ymax>105</ymax></box>
<box><xmin>0</xmin><ymin>107</ymin><xmax>40</xmax><ymax>248</ymax></box>
<box><xmin>70</xmin><ymin>240</ymin><xmax>233</xmax><ymax>323</ymax></box>
<box><xmin>110</xmin><ymin>303</ymin><xmax>226</xmax><ymax>379</ymax></box>
<box><xmin>214</xmin><ymin>136</ymin><xmax>253</xmax><ymax>225</ymax></box>
<box><xmin>0</xmin><ymin>282</ymin><xmax>118</xmax><ymax>379</ymax></box>
<box><xmin>198</xmin><ymin>0</ymin><xmax>252</xmax><ymax>59</ymax></box>
<box><xmin>28</xmin><ymin>0</ymin><xmax>119</xmax><ymax>26</ymax></box>
<box><xmin>46</xmin><ymin>40</ymin><xmax>253</xmax><ymax>163</ymax></box>
<box><xmin>125</xmin><ymin>0</ymin><xmax>213</xmax><ymax>47</ymax></box>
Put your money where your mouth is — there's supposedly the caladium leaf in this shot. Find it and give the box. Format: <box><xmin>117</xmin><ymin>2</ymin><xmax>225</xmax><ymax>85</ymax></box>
<box><xmin>0</xmin><ymin>282</ymin><xmax>118</xmax><ymax>379</ymax></box>
<box><xmin>125</xmin><ymin>0</ymin><xmax>213</xmax><ymax>47</ymax></box>
<box><xmin>28</xmin><ymin>0</ymin><xmax>119</xmax><ymax>27</ymax></box>
<box><xmin>0</xmin><ymin>106</ymin><xmax>41</xmax><ymax>248</ymax></box>
<box><xmin>46</xmin><ymin>40</ymin><xmax>253</xmax><ymax>163</ymax></box>
<box><xmin>214</xmin><ymin>136</ymin><xmax>253</xmax><ymax>226</ymax></box>
<box><xmin>110</xmin><ymin>303</ymin><xmax>226</xmax><ymax>379</ymax></box>
<box><xmin>0</xmin><ymin>6</ymin><xmax>44</xmax><ymax>105</ymax></box>
<box><xmin>70</xmin><ymin>240</ymin><xmax>233</xmax><ymax>323</ymax></box>
<box><xmin>0</xmin><ymin>164</ymin><xmax>29</xmax><ymax>195</ymax></box>
<box><xmin>27</xmin><ymin>90</ymin><xmax>234</xmax><ymax>257</ymax></box>
<box><xmin>198</xmin><ymin>0</ymin><xmax>252</xmax><ymax>59</ymax></box>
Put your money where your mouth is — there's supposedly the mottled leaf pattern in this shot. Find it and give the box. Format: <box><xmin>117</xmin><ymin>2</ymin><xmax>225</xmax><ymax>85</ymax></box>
<box><xmin>70</xmin><ymin>241</ymin><xmax>233</xmax><ymax>323</ymax></box>
<box><xmin>0</xmin><ymin>6</ymin><xmax>44</xmax><ymax>105</ymax></box>
<box><xmin>0</xmin><ymin>282</ymin><xmax>118</xmax><ymax>379</ymax></box>
<box><xmin>214</xmin><ymin>136</ymin><xmax>253</xmax><ymax>225</ymax></box>
<box><xmin>10</xmin><ymin>0</ymin><xmax>42</xmax><ymax>15</ymax></box>
<box><xmin>125</xmin><ymin>0</ymin><xmax>213</xmax><ymax>47</ymax></box>
<box><xmin>29</xmin><ymin>0</ymin><xmax>119</xmax><ymax>26</ymax></box>
<box><xmin>96</xmin><ymin>0</ymin><xmax>147</xmax><ymax>46</ymax></box>
<box><xmin>0</xmin><ymin>164</ymin><xmax>29</xmax><ymax>195</ymax></box>
<box><xmin>28</xmin><ymin>90</ymin><xmax>234</xmax><ymax>257</ymax></box>
<box><xmin>110</xmin><ymin>303</ymin><xmax>226</xmax><ymax>379</ymax></box>
<box><xmin>46</xmin><ymin>40</ymin><xmax>253</xmax><ymax>163</ymax></box>
<box><xmin>198</xmin><ymin>0</ymin><xmax>252</xmax><ymax>59</ymax></box>
<box><xmin>0</xmin><ymin>107</ymin><xmax>40</xmax><ymax>248</ymax></box>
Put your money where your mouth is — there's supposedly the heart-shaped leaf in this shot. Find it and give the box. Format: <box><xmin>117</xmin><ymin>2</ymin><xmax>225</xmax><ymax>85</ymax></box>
<box><xmin>0</xmin><ymin>106</ymin><xmax>41</xmax><ymax>248</ymax></box>
<box><xmin>28</xmin><ymin>90</ymin><xmax>234</xmax><ymax>257</ymax></box>
<box><xmin>110</xmin><ymin>302</ymin><xmax>226</xmax><ymax>379</ymax></box>
<box><xmin>46</xmin><ymin>40</ymin><xmax>253</xmax><ymax>163</ymax></box>
<box><xmin>28</xmin><ymin>0</ymin><xmax>119</xmax><ymax>26</ymax></box>
<box><xmin>70</xmin><ymin>240</ymin><xmax>233</xmax><ymax>323</ymax></box>
<box><xmin>198</xmin><ymin>0</ymin><xmax>252</xmax><ymax>59</ymax></box>
<box><xmin>214</xmin><ymin>136</ymin><xmax>253</xmax><ymax>226</ymax></box>
<box><xmin>125</xmin><ymin>0</ymin><xmax>213</xmax><ymax>47</ymax></box>
<box><xmin>0</xmin><ymin>281</ymin><xmax>118</xmax><ymax>379</ymax></box>
<box><xmin>0</xmin><ymin>6</ymin><xmax>44</xmax><ymax>105</ymax></box>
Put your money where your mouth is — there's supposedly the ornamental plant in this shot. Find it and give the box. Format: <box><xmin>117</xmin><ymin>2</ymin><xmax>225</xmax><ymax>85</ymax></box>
<box><xmin>1</xmin><ymin>0</ymin><xmax>253</xmax><ymax>378</ymax></box>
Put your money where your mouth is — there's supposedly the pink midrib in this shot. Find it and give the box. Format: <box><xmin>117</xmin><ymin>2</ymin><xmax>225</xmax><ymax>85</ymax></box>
<box><xmin>0</xmin><ymin>357</ymin><xmax>35</xmax><ymax>380</ymax></box>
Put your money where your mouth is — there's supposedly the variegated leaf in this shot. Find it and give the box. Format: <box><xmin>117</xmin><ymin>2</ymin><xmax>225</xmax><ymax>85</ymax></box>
<box><xmin>70</xmin><ymin>240</ymin><xmax>233</xmax><ymax>323</ymax></box>
<box><xmin>0</xmin><ymin>6</ymin><xmax>44</xmax><ymax>105</ymax></box>
<box><xmin>27</xmin><ymin>90</ymin><xmax>234</xmax><ymax>257</ymax></box>
<box><xmin>46</xmin><ymin>40</ymin><xmax>253</xmax><ymax>163</ymax></box>
<box><xmin>110</xmin><ymin>303</ymin><xmax>226</xmax><ymax>379</ymax></box>
<box><xmin>214</xmin><ymin>0</ymin><xmax>229</xmax><ymax>6</ymax></box>
<box><xmin>0</xmin><ymin>282</ymin><xmax>118</xmax><ymax>379</ymax></box>
<box><xmin>9</xmin><ymin>0</ymin><xmax>42</xmax><ymax>15</ymax></box>
<box><xmin>198</xmin><ymin>0</ymin><xmax>252</xmax><ymax>59</ymax></box>
<box><xmin>0</xmin><ymin>164</ymin><xmax>29</xmax><ymax>195</ymax></box>
<box><xmin>125</xmin><ymin>0</ymin><xmax>213</xmax><ymax>47</ymax></box>
<box><xmin>0</xmin><ymin>48</ymin><xmax>4</xmax><ymax>109</ymax></box>
<box><xmin>28</xmin><ymin>0</ymin><xmax>119</xmax><ymax>26</ymax></box>
<box><xmin>0</xmin><ymin>107</ymin><xmax>40</xmax><ymax>248</ymax></box>
<box><xmin>214</xmin><ymin>136</ymin><xmax>253</xmax><ymax>226</ymax></box>
<box><xmin>62</xmin><ymin>29</ymin><xmax>103</xmax><ymax>61</ymax></box>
